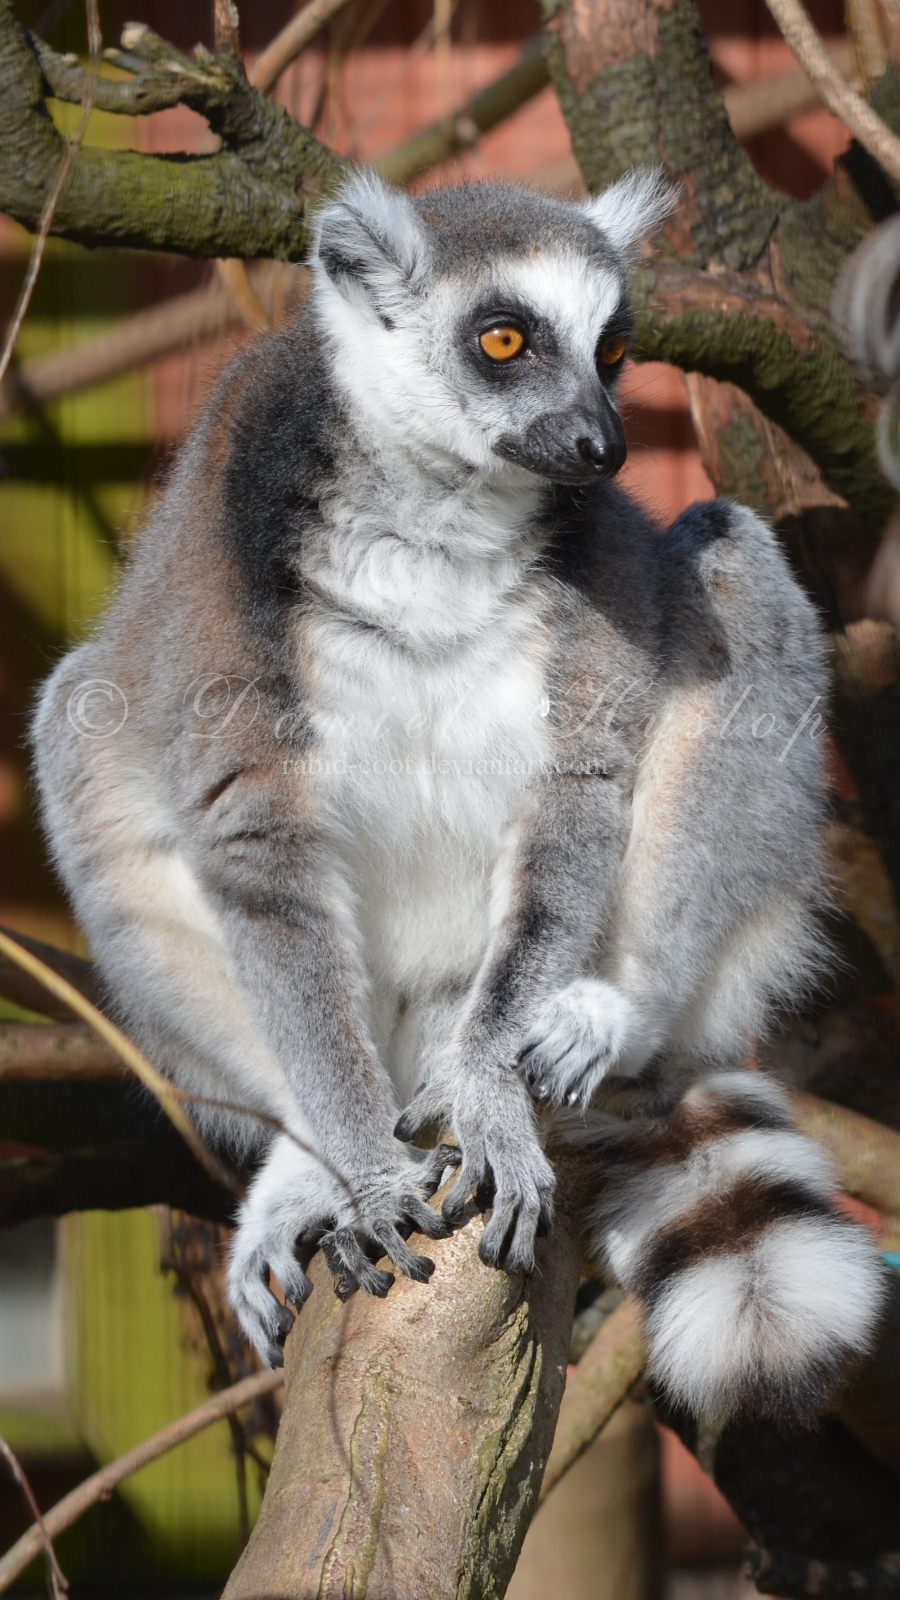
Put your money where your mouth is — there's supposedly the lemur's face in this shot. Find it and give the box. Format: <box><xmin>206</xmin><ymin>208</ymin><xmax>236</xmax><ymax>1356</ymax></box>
<box><xmin>312</xmin><ymin>171</ymin><xmax>674</xmax><ymax>485</ymax></box>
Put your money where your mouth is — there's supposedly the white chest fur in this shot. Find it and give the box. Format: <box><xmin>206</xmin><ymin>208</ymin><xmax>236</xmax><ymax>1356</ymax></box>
<box><xmin>296</xmin><ymin>473</ymin><xmax>553</xmax><ymax>1000</ymax></box>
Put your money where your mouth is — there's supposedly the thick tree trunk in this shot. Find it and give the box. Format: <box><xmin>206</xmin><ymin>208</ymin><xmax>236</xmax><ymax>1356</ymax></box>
<box><xmin>223</xmin><ymin>1193</ymin><xmax>583</xmax><ymax>1600</ymax></box>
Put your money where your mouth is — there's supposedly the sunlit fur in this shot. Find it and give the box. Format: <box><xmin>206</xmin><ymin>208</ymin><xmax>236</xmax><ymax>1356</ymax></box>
<box><xmin>32</xmin><ymin>171</ymin><xmax>884</xmax><ymax>1404</ymax></box>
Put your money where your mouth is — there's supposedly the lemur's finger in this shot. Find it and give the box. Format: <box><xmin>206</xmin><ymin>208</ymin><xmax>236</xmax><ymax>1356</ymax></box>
<box><xmin>419</xmin><ymin>1142</ymin><xmax>462</xmax><ymax>1195</ymax></box>
<box><xmin>478</xmin><ymin>1195</ymin><xmax>519</xmax><ymax>1269</ymax></box>
<box><xmin>441</xmin><ymin>1160</ymin><xmax>481</xmax><ymax>1225</ymax></box>
<box><xmin>400</xmin><ymin>1191</ymin><xmax>451</xmax><ymax>1239</ymax></box>
<box><xmin>505</xmin><ymin>1199</ymin><xmax>543</xmax><ymax>1274</ymax></box>
<box><xmin>228</xmin><ymin>1255</ymin><xmax>294</xmax><ymax>1368</ymax></box>
<box><xmin>371</xmin><ymin>1221</ymin><xmax>435</xmax><ymax>1282</ymax></box>
<box><xmin>321</xmin><ymin>1225</ymin><xmax>394</xmax><ymax>1298</ymax></box>
<box><xmin>393</xmin><ymin>1092</ymin><xmax>447</xmax><ymax>1144</ymax></box>
<box><xmin>267</xmin><ymin>1246</ymin><xmax>313</xmax><ymax>1311</ymax></box>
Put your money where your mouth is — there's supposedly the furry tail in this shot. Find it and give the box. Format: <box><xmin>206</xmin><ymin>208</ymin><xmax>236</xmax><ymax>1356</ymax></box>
<box><xmin>581</xmin><ymin>1072</ymin><xmax>887</xmax><ymax>1422</ymax></box>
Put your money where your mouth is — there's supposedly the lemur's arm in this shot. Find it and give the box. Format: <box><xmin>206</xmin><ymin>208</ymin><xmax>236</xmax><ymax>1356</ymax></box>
<box><xmin>33</xmin><ymin>657</ymin><xmax>454</xmax><ymax>1366</ymax></box>
<box><xmin>396</xmin><ymin>763</ymin><xmax>633</xmax><ymax>1270</ymax></box>
<box><xmin>176</xmin><ymin>747</ymin><xmax>458</xmax><ymax>1342</ymax></box>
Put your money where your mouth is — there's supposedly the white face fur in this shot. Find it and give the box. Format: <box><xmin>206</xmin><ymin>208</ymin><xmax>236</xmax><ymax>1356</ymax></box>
<box><xmin>311</xmin><ymin>169</ymin><xmax>675</xmax><ymax>485</ymax></box>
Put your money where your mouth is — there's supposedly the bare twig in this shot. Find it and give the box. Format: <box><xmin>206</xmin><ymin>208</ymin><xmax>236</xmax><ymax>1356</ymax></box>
<box><xmin>0</xmin><ymin>278</ymin><xmax>240</xmax><ymax>420</ymax></box>
<box><xmin>0</xmin><ymin>1370</ymin><xmax>284</xmax><ymax>1596</ymax></box>
<box><xmin>250</xmin><ymin>0</ymin><xmax>356</xmax><ymax>92</ymax></box>
<box><xmin>0</xmin><ymin>1021</ymin><xmax>120</xmax><ymax>1078</ymax></box>
<box><xmin>0</xmin><ymin>0</ymin><xmax>101</xmax><ymax>390</ymax></box>
<box><xmin>764</xmin><ymin>0</ymin><xmax>900</xmax><ymax>187</ymax></box>
<box><xmin>0</xmin><ymin>1435</ymin><xmax>68</xmax><ymax>1600</ymax></box>
<box><xmin>216</xmin><ymin>258</ymin><xmax>272</xmax><ymax>331</ymax></box>
<box><xmin>538</xmin><ymin>1295</ymin><xmax>645</xmax><ymax>1503</ymax></box>
<box><xmin>726</xmin><ymin>38</ymin><xmax>855</xmax><ymax>137</ymax></box>
<box><xmin>214</xmin><ymin>0</ymin><xmax>241</xmax><ymax>61</ymax></box>
<box><xmin>375</xmin><ymin>35</ymin><xmax>550</xmax><ymax>185</ymax></box>
<box><xmin>846</xmin><ymin>0</ymin><xmax>887</xmax><ymax>91</ymax></box>
<box><xmin>0</xmin><ymin>923</ymin><xmax>101</xmax><ymax>1017</ymax></box>
<box><xmin>0</xmin><ymin>930</ymin><xmax>239</xmax><ymax>1197</ymax></box>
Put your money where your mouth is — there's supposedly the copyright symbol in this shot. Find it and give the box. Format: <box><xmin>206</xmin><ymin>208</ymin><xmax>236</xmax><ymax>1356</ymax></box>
<box><xmin>66</xmin><ymin>679</ymin><xmax>128</xmax><ymax>739</ymax></box>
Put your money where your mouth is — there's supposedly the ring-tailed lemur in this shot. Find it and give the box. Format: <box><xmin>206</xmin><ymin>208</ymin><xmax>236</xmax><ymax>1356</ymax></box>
<box><xmin>33</xmin><ymin>169</ymin><xmax>886</xmax><ymax>1417</ymax></box>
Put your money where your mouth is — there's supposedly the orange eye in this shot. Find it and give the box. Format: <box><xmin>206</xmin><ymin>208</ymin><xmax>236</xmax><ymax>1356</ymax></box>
<box><xmin>599</xmin><ymin>335</ymin><xmax>626</xmax><ymax>365</ymax></box>
<box><xmin>479</xmin><ymin>325</ymin><xmax>525</xmax><ymax>361</ymax></box>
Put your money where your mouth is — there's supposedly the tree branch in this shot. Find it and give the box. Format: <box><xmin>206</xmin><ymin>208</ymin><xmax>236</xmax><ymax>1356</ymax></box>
<box><xmin>634</xmin><ymin>258</ymin><xmax>894</xmax><ymax>533</ymax></box>
<box><xmin>541</xmin><ymin>0</ymin><xmax>781</xmax><ymax>268</ymax></box>
<box><xmin>222</xmin><ymin>1189</ymin><xmax>584</xmax><ymax>1600</ymax></box>
<box><xmin>765</xmin><ymin>0</ymin><xmax>900</xmax><ymax>189</ymax></box>
<box><xmin>0</xmin><ymin>1369</ymin><xmax>284</xmax><ymax>1597</ymax></box>
<box><xmin>0</xmin><ymin>0</ymin><xmax>344</xmax><ymax>259</ymax></box>
<box><xmin>538</xmin><ymin>1295</ymin><xmax>644</xmax><ymax>1501</ymax></box>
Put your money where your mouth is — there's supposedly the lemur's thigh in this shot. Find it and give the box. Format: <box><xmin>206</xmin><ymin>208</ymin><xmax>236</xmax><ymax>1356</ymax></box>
<box><xmin>35</xmin><ymin>705</ymin><xmax>298</xmax><ymax>1146</ymax></box>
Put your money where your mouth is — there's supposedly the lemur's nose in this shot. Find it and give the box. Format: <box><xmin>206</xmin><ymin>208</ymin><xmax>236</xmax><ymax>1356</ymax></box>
<box><xmin>577</xmin><ymin>436</ymin><xmax>609</xmax><ymax>470</ymax></box>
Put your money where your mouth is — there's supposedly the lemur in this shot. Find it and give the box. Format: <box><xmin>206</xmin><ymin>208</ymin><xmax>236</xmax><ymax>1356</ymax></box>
<box><xmin>33</xmin><ymin>168</ymin><xmax>886</xmax><ymax>1419</ymax></box>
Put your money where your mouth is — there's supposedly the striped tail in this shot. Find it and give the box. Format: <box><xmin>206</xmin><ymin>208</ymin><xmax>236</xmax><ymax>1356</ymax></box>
<box><xmin>580</xmin><ymin>1072</ymin><xmax>888</xmax><ymax>1422</ymax></box>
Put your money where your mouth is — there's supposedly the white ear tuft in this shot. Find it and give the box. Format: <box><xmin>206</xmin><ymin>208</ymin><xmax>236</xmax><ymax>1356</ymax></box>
<box><xmin>582</xmin><ymin>168</ymin><xmax>677</xmax><ymax>261</ymax></box>
<box><xmin>313</xmin><ymin>171</ymin><xmax>430</xmax><ymax>324</ymax></box>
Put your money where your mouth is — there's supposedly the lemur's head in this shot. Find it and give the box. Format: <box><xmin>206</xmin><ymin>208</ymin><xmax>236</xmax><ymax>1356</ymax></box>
<box><xmin>311</xmin><ymin>169</ymin><xmax>674</xmax><ymax>485</ymax></box>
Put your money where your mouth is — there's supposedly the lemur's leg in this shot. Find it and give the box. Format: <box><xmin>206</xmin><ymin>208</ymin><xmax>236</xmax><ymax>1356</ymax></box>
<box><xmin>396</xmin><ymin>770</ymin><xmax>634</xmax><ymax>1269</ymax></box>
<box><xmin>519</xmin><ymin>504</ymin><xmax>827</xmax><ymax>1108</ymax></box>
<box><xmin>575</xmin><ymin>1072</ymin><xmax>887</xmax><ymax>1421</ymax></box>
<box><xmin>34</xmin><ymin>663</ymin><xmax>452</xmax><ymax>1364</ymax></box>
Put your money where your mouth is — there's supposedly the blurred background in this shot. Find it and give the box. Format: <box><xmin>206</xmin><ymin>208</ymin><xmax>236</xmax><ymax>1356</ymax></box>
<box><xmin>0</xmin><ymin>0</ymin><xmax>875</xmax><ymax>1594</ymax></box>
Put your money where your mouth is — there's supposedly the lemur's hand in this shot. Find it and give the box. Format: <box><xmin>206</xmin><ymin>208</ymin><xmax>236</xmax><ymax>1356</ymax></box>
<box><xmin>516</xmin><ymin>978</ymin><xmax>639</xmax><ymax>1108</ymax></box>
<box><xmin>227</xmin><ymin>1134</ymin><xmax>458</xmax><ymax>1367</ymax></box>
<box><xmin>395</xmin><ymin>1069</ymin><xmax>555</xmax><ymax>1274</ymax></box>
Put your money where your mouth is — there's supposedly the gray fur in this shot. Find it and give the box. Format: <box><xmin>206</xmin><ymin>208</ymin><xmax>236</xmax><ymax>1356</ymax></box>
<box><xmin>32</xmin><ymin>171</ymin><xmax>883</xmax><ymax>1401</ymax></box>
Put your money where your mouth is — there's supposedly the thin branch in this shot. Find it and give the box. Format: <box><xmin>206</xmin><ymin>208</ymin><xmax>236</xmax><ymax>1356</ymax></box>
<box><xmin>0</xmin><ymin>1370</ymin><xmax>284</xmax><ymax>1596</ymax></box>
<box><xmin>0</xmin><ymin>930</ymin><xmax>240</xmax><ymax>1197</ymax></box>
<box><xmin>0</xmin><ymin>278</ymin><xmax>240</xmax><ymax>420</ymax></box>
<box><xmin>0</xmin><ymin>1021</ymin><xmax>120</xmax><ymax>1078</ymax></box>
<box><xmin>375</xmin><ymin>35</ymin><xmax>549</xmax><ymax>185</ymax></box>
<box><xmin>765</xmin><ymin>0</ymin><xmax>900</xmax><ymax>188</ymax></box>
<box><xmin>0</xmin><ymin>923</ymin><xmax>101</xmax><ymax>1017</ymax></box>
<box><xmin>251</xmin><ymin>0</ymin><xmax>357</xmax><ymax>92</ymax></box>
<box><xmin>726</xmin><ymin>39</ymin><xmax>855</xmax><ymax>138</ymax></box>
<box><xmin>0</xmin><ymin>1435</ymin><xmax>68</xmax><ymax>1600</ymax></box>
<box><xmin>0</xmin><ymin>0</ymin><xmax>101</xmax><ymax>391</ymax></box>
<box><xmin>538</xmin><ymin>1295</ymin><xmax>645</xmax><ymax>1502</ymax></box>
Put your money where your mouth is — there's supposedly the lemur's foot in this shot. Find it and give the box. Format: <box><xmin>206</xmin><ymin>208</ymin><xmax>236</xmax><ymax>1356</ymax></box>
<box><xmin>397</xmin><ymin>1072</ymin><xmax>555</xmax><ymax>1273</ymax></box>
<box><xmin>227</xmin><ymin>1135</ymin><xmax>458</xmax><ymax>1366</ymax></box>
<box><xmin>518</xmin><ymin>978</ymin><xmax>638</xmax><ymax>1108</ymax></box>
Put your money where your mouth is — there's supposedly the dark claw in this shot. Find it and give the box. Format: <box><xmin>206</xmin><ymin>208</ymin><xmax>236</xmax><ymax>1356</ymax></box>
<box><xmin>274</xmin><ymin>1301</ymin><xmax>295</xmax><ymax>1341</ymax></box>
<box><xmin>371</xmin><ymin>1220</ymin><xmax>436</xmax><ymax>1282</ymax></box>
<box><xmin>359</xmin><ymin>1264</ymin><xmax>395</xmax><ymax>1297</ymax></box>
<box><xmin>441</xmin><ymin>1174</ymin><xmax>474</xmax><ymax>1225</ymax></box>
<box><xmin>394</xmin><ymin>1109</ymin><xmax>417</xmax><ymax>1142</ymax></box>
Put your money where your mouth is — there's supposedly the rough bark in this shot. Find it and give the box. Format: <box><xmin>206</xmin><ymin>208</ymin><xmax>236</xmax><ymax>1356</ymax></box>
<box><xmin>0</xmin><ymin>0</ymin><xmax>343</xmax><ymax>258</ymax></box>
<box><xmin>223</xmin><ymin>1192</ymin><xmax>583</xmax><ymax>1600</ymax></box>
<box><xmin>541</xmin><ymin>0</ymin><xmax>897</xmax><ymax>540</ymax></box>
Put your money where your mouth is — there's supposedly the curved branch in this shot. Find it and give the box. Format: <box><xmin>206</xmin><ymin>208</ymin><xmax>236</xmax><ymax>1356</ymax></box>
<box><xmin>765</xmin><ymin>0</ymin><xmax>900</xmax><ymax>190</ymax></box>
<box><xmin>634</xmin><ymin>259</ymin><xmax>895</xmax><ymax>532</ymax></box>
<box><xmin>0</xmin><ymin>0</ymin><xmax>345</xmax><ymax>259</ymax></box>
<box><xmin>0</xmin><ymin>1369</ymin><xmax>284</xmax><ymax>1596</ymax></box>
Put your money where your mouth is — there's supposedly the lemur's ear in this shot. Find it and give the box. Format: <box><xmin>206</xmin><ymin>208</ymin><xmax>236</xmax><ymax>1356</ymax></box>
<box><xmin>314</xmin><ymin>172</ymin><xmax>430</xmax><ymax>325</ymax></box>
<box><xmin>582</xmin><ymin>168</ymin><xmax>677</xmax><ymax>261</ymax></box>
